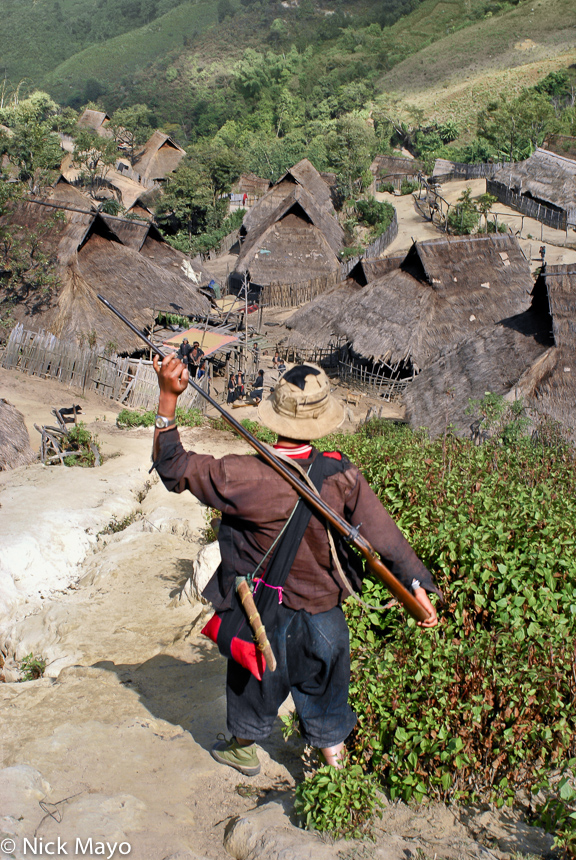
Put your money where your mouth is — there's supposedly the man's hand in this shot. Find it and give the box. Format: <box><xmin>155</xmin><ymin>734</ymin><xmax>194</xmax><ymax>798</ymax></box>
<box><xmin>414</xmin><ymin>587</ymin><xmax>438</xmax><ymax>628</ymax></box>
<box><xmin>153</xmin><ymin>352</ymin><xmax>189</xmax><ymax>396</ymax></box>
<box><xmin>153</xmin><ymin>352</ymin><xmax>189</xmax><ymax>420</ymax></box>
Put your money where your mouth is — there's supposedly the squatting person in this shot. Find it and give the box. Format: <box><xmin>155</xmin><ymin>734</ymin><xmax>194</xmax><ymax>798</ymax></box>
<box><xmin>152</xmin><ymin>353</ymin><xmax>440</xmax><ymax>775</ymax></box>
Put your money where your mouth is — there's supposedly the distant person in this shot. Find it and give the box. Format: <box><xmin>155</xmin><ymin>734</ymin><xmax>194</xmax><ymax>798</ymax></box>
<box><xmin>272</xmin><ymin>351</ymin><xmax>280</xmax><ymax>370</ymax></box>
<box><xmin>188</xmin><ymin>341</ymin><xmax>205</xmax><ymax>377</ymax></box>
<box><xmin>227</xmin><ymin>373</ymin><xmax>236</xmax><ymax>404</ymax></box>
<box><xmin>252</xmin><ymin>343</ymin><xmax>260</xmax><ymax>370</ymax></box>
<box><xmin>234</xmin><ymin>370</ymin><xmax>245</xmax><ymax>401</ymax></box>
<box><xmin>242</xmin><ymin>192</ymin><xmax>248</xmax><ymax>207</ymax></box>
<box><xmin>177</xmin><ymin>338</ymin><xmax>193</xmax><ymax>371</ymax></box>
<box><xmin>250</xmin><ymin>369</ymin><xmax>265</xmax><ymax>404</ymax></box>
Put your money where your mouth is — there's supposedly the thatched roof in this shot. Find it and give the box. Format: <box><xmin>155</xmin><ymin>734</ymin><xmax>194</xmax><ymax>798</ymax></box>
<box><xmin>1</xmin><ymin>198</ymin><xmax>211</xmax><ymax>351</ymax></box>
<box><xmin>49</xmin><ymin>231</ymin><xmax>210</xmax><ymax>351</ymax></box>
<box><xmin>523</xmin><ymin>264</ymin><xmax>576</xmax><ymax>436</ymax></box>
<box><xmin>140</xmin><ymin>235</ymin><xmax>219</xmax><ymax>289</ymax></box>
<box><xmin>405</xmin><ymin>264</ymin><xmax>576</xmax><ymax>440</ymax></box>
<box><xmin>234</xmin><ymin>187</ymin><xmax>343</xmax><ymax>286</ymax></box>
<box><xmin>235</xmin><ymin>172</ymin><xmax>271</xmax><ymax>196</ymax></box>
<box><xmin>242</xmin><ymin>158</ymin><xmax>334</xmax><ymax>236</ymax></box>
<box><xmin>404</xmin><ymin>310</ymin><xmax>552</xmax><ymax>437</ymax></box>
<box><xmin>286</xmin><ymin>234</ymin><xmax>532</xmax><ymax>368</ymax></box>
<box><xmin>492</xmin><ymin>148</ymin><xmax>576</xmax><ymax>217</ymax></box>
<box><xmin>50</xmin><ymin>175</ymin><xmax>97</xmax><ymax>210</ymax></box>
<box><xmin>370</xmin><ymin>154</ymin><xmax>422</xmax><ymax>178</ymax></box>
<box><xmin>132</xmin><ymin>132</ymin><xmax>186</xmax><ymax>183</ymax></box>
<box><xmin>77</xmin><ymin>109</ymin><xmax>112</xmax><ymax>138</ymax></box>
<box><xmin>347</xmin><ymin>255</ymin><xmax>405</xmax><ymax>287</ymax></box>
<box><xmin>0</xmin><ymin>399</ymin><xmax>37</xmax><ymax>471</ymax></box>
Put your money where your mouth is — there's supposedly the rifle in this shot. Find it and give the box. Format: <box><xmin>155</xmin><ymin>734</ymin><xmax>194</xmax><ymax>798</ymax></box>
<box><xmin>97</xmin><ymin>295</ymin><xmax>432</xmax><ymax>627</ymax></box>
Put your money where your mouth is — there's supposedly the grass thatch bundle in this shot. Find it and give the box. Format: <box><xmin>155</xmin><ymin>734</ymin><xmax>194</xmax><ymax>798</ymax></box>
<box><xmin>0</xmin><ymin>399</ymin><xmax>37</xmax><ymax>471</ymax></box>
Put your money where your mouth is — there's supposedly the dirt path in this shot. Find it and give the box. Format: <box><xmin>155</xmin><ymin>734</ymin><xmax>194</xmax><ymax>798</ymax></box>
<box><xmin>376</xmin><ymin>179</ymin><xmax>576</xmax><ymax>269</ymax></box>
<box><xmin>0</xmin><ymin>370</ymin><xmax>555</xmax><ymax>860</ymax></box>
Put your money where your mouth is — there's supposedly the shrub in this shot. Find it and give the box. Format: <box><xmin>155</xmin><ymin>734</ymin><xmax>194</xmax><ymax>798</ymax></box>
<box><xmin>20</xmin><ymin>653</ymin><xmax>46</xmax><ymax>681</ymax></box>
<box><xmin>295</xmin><ymin>763</ymin><xmax>383</xmax><ymax>839</ymax></box>
<box><xmin>62</xmin><ymin>422</ymin><xmax>100</xmax><ymax>467</ymax></box>
<box><xmin>116</xmin><ymin>407</ymin><xmax>204</xmax><ymax>428</ymax></box>
<box><xmin>316</xmin><ymin>418</ymin><xmax>576</xmax><ymax>806</ymax></box>
<box><xmin>400</xmin><ymin>179</ymin><xmax>418</xmax><ymax>195</ymax></box>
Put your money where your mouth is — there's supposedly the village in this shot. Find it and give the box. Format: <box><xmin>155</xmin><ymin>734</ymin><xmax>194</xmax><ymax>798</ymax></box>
<box><xmin>1</xmin><ymin>94</ymin><xmax>576</xmax><ymax>860</ymax></box>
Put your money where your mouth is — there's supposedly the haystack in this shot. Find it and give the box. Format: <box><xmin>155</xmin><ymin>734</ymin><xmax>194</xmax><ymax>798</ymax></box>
<box><xmin>286</xmin><ymin>234</ymin><xmax>532</xmax><ymax>369</ymax></box>
<box><xmin>0</xmin><ymin>399</ymin><xmax>37</xmax><ymax>471</ymax></box>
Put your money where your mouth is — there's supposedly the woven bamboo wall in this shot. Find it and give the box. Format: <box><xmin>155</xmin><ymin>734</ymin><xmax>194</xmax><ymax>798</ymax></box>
<box><xmin>487</xmin><ymin>179</ymin><xmax>567</xmax><ymax>230</ymax></box>
<box><xmin>1</xmin><ymin>324</ymin><xmax>208</xmax><ymax>412</ymax></box>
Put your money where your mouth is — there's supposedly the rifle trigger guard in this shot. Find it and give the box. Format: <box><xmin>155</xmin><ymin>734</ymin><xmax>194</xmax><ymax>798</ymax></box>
<box><xmin>345</xmin><ymin>523</ymin><xmax>362</xmax><ymax>544</ymax></box>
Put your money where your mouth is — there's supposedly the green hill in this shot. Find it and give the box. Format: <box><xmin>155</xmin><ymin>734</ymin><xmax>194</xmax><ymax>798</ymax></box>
<box><xmin>42</xmin><ymin>1</ymin><xmax>220</xmax><ymax>107</ymax></box>
<box><xmin>377</xmin><ymin>0</ymin><xmax>576</xmax><ymax>129</ymax></box>
<box><xmin>0</xmin><ymin>0</ymin><xmax>186</xmax><ymax>84</ymax></box>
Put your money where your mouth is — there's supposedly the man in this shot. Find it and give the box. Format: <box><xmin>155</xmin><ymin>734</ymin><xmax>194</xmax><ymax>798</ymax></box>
<box><xmin>152</xmin><ymin>355</ymin><xmax>439</xmax><ymax>776</ymax></box>
<box><xmin>188</xmin><ymin>341</ymin><xmax>205</xmax><ymax>377</ymax></box>
<box><xmin>177</xmin><ymin>338</ymin><xmax>193</xmax><ymax>371</ymax></box>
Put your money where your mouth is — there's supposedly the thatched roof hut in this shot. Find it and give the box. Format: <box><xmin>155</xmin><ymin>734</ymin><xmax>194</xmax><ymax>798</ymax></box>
<box><xmin>286</xmin><ymin>234</ymin><xmax>532</xmax><ymax>368</ymax></box>
<box><xmin>490</xmin><ymin>148</ymin><xmax>576</xmax><ymax>227</ymax></box>
<box><xmin>131</xmin><ymin>132</ymin><xmax>186</xmax><ymax>184</ymax></box>
<box><xmin>522</xmin><ymin>264</ymin><xmax>576</xmax><ymax>435</ymax></box>
<box><xmin>405</xmin><ymin>263</ymin><xmax>576</xmax><ymax>440</ymax></box>
<box><xmin>77</xmin><ymin>109</ymin><xmax>112</xmax><ymax>138</ymax></box>
<box><xmin>1</xmin><ymin>197</ymin><xmax>211</xmax><ymax>352</ymax></box>
<box><xmin>404</xmin><ymin>310</ymin><xmax>552</xmax><ymax>437</ymax></box>
<box><xmin>0</xmin><ymin>399</ymin><xmax>37</xmax><ymax>471</ymax></box>
<box><xmin>370</xmin><ymin>154</ymin><xmax>422</xmax><ymax>188</ymax></box>
<box><xmin>235</xmin><ymin>172</ymin><xmax>271</xmax><ymax>198</ymax></box>
<box><xmin>242</xmin><ymin>158</ymin><xmax>335</xmax><ymax>237</ymax></box>
<box><xmin>234</xmin><ymin>186</ymin><xmax>344</xmax><ymax>288</ymax></box>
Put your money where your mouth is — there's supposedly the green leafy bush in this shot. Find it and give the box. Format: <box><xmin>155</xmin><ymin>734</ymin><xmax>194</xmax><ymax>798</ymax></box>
<box><xmin>116</xmin><ymin>407</ymin><xmax>204</xmax><ymax>428</ymax></box>
<box><xmin>295</xmin><ymin>763</ymin><xmax>383</xmax><ymax>839</ymax></box>
<box><xmin>62</xmin><ymin>422</ymin><xmax>100</xmax><ymax>467</ymax></box>
<box><xmin>316</xmin><ymin>419</ymin><xmax>576</xmax><ymax>806</ymax></box>
<box><xmin>400</xmin><ymin>179</ymin><xmax>418</xmax><ymax>195</ymax></box>
<box><xmin>20</xmin><ymin>653</ymin><xmax>46</xmax><ymax>681</ymax></box>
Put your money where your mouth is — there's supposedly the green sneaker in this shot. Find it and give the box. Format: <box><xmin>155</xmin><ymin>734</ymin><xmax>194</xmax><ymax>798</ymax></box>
<box><xmin>211</xmin><ymin>735</ymin><xmax>261</xmax><ymax>776</ymax></box>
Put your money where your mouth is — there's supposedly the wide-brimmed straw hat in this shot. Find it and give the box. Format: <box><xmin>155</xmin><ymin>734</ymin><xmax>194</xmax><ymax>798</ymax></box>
<box><xmin>258</xmin><ymin>363</ymin><xmax>344</xmax><ymax>440</ymax></box>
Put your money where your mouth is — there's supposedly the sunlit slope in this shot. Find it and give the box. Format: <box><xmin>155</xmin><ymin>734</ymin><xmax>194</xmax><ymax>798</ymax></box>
<box><xmin>42</xmin><ymin>2</ymin><xmax>218</xmax><ymax>105</ymax></box>
<box><xmin>378</xmin><ymin>0</ymin><xmax>576</xmax><ymax>125</ymax></box>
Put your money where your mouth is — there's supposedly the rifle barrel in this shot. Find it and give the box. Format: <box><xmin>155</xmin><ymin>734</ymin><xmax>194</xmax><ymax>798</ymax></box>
<box><xmin>97</xmin><ymin>294</ymin><xmax>430</xmax><ymax>623</ymax></box>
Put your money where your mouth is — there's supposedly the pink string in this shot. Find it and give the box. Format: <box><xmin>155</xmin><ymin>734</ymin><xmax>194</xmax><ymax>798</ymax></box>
<box><xmin>253</xmin><ymin>579</ymin><xmax>283</xmax><ymax>604</ymax></box>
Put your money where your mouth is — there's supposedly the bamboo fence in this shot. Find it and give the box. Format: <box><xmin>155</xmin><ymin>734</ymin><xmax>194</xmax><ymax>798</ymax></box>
<box><xmin>1</xmin><ymin>324</ymin><xmax>209</xmax><ymax>412</ymax></box>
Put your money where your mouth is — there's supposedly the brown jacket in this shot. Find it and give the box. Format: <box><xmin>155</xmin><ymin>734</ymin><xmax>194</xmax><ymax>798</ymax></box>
<box><xmin>154</xmin><ymin>428</ymin><xmax>438</xmax><ymax>614</ymax></box>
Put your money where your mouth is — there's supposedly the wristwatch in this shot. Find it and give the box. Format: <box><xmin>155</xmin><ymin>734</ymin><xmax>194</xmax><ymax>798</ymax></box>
<box><xmin>155</xmin><ymin>414</ymin><xmax>176</xmax><ymax>429</ymax></box>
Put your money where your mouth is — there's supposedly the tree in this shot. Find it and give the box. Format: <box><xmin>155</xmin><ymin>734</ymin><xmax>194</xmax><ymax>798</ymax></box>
<box><xmin>476</xmin><ymin>192</ymin><xmax>497</xmax><ymax>233</ymax></box>
<box><xmin>447</xmin><ymin>187</ymin><xmax>479</xmax><ymax>235</ymax></box>
<box><xmin>478</xmin><ymin>91</ymin><xmax>556</xmax><ymax>161</ymax></box>
<box><xmin>6</xmin><ymin>121</ymin><xmax>63</xmax><ymax>191</ymax></box>
<box><xmin>188</xmin><ymin>143</ymin><xmax>243</xmax><ymax>204</ymax></box>
<box><xmin>326</xmin><ymin>113</ymin><xmax>376</xmax><ymax>199</ymax></box>
<box><xmin>72</xmin><ymin>131</ymin><xmax>118</xmax><ymax>197</ymax></box>
<box><xmin>110</xmin><ymin>104</ymin><xmax>153</xmax><ymax>163</ymax></box>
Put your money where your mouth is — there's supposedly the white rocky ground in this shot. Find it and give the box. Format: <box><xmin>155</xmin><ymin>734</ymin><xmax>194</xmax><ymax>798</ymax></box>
<box><xmin>0</xmin><ymin>369</ymin><xmax>555</xmax><ymax>860</ymax></box>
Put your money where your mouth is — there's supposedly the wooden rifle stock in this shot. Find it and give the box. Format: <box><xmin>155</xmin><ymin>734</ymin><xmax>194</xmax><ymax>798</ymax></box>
<box><xmin>97</xmin><ymin>295</ymin><xmax>431</xmax><ymax>624</ymax></box>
